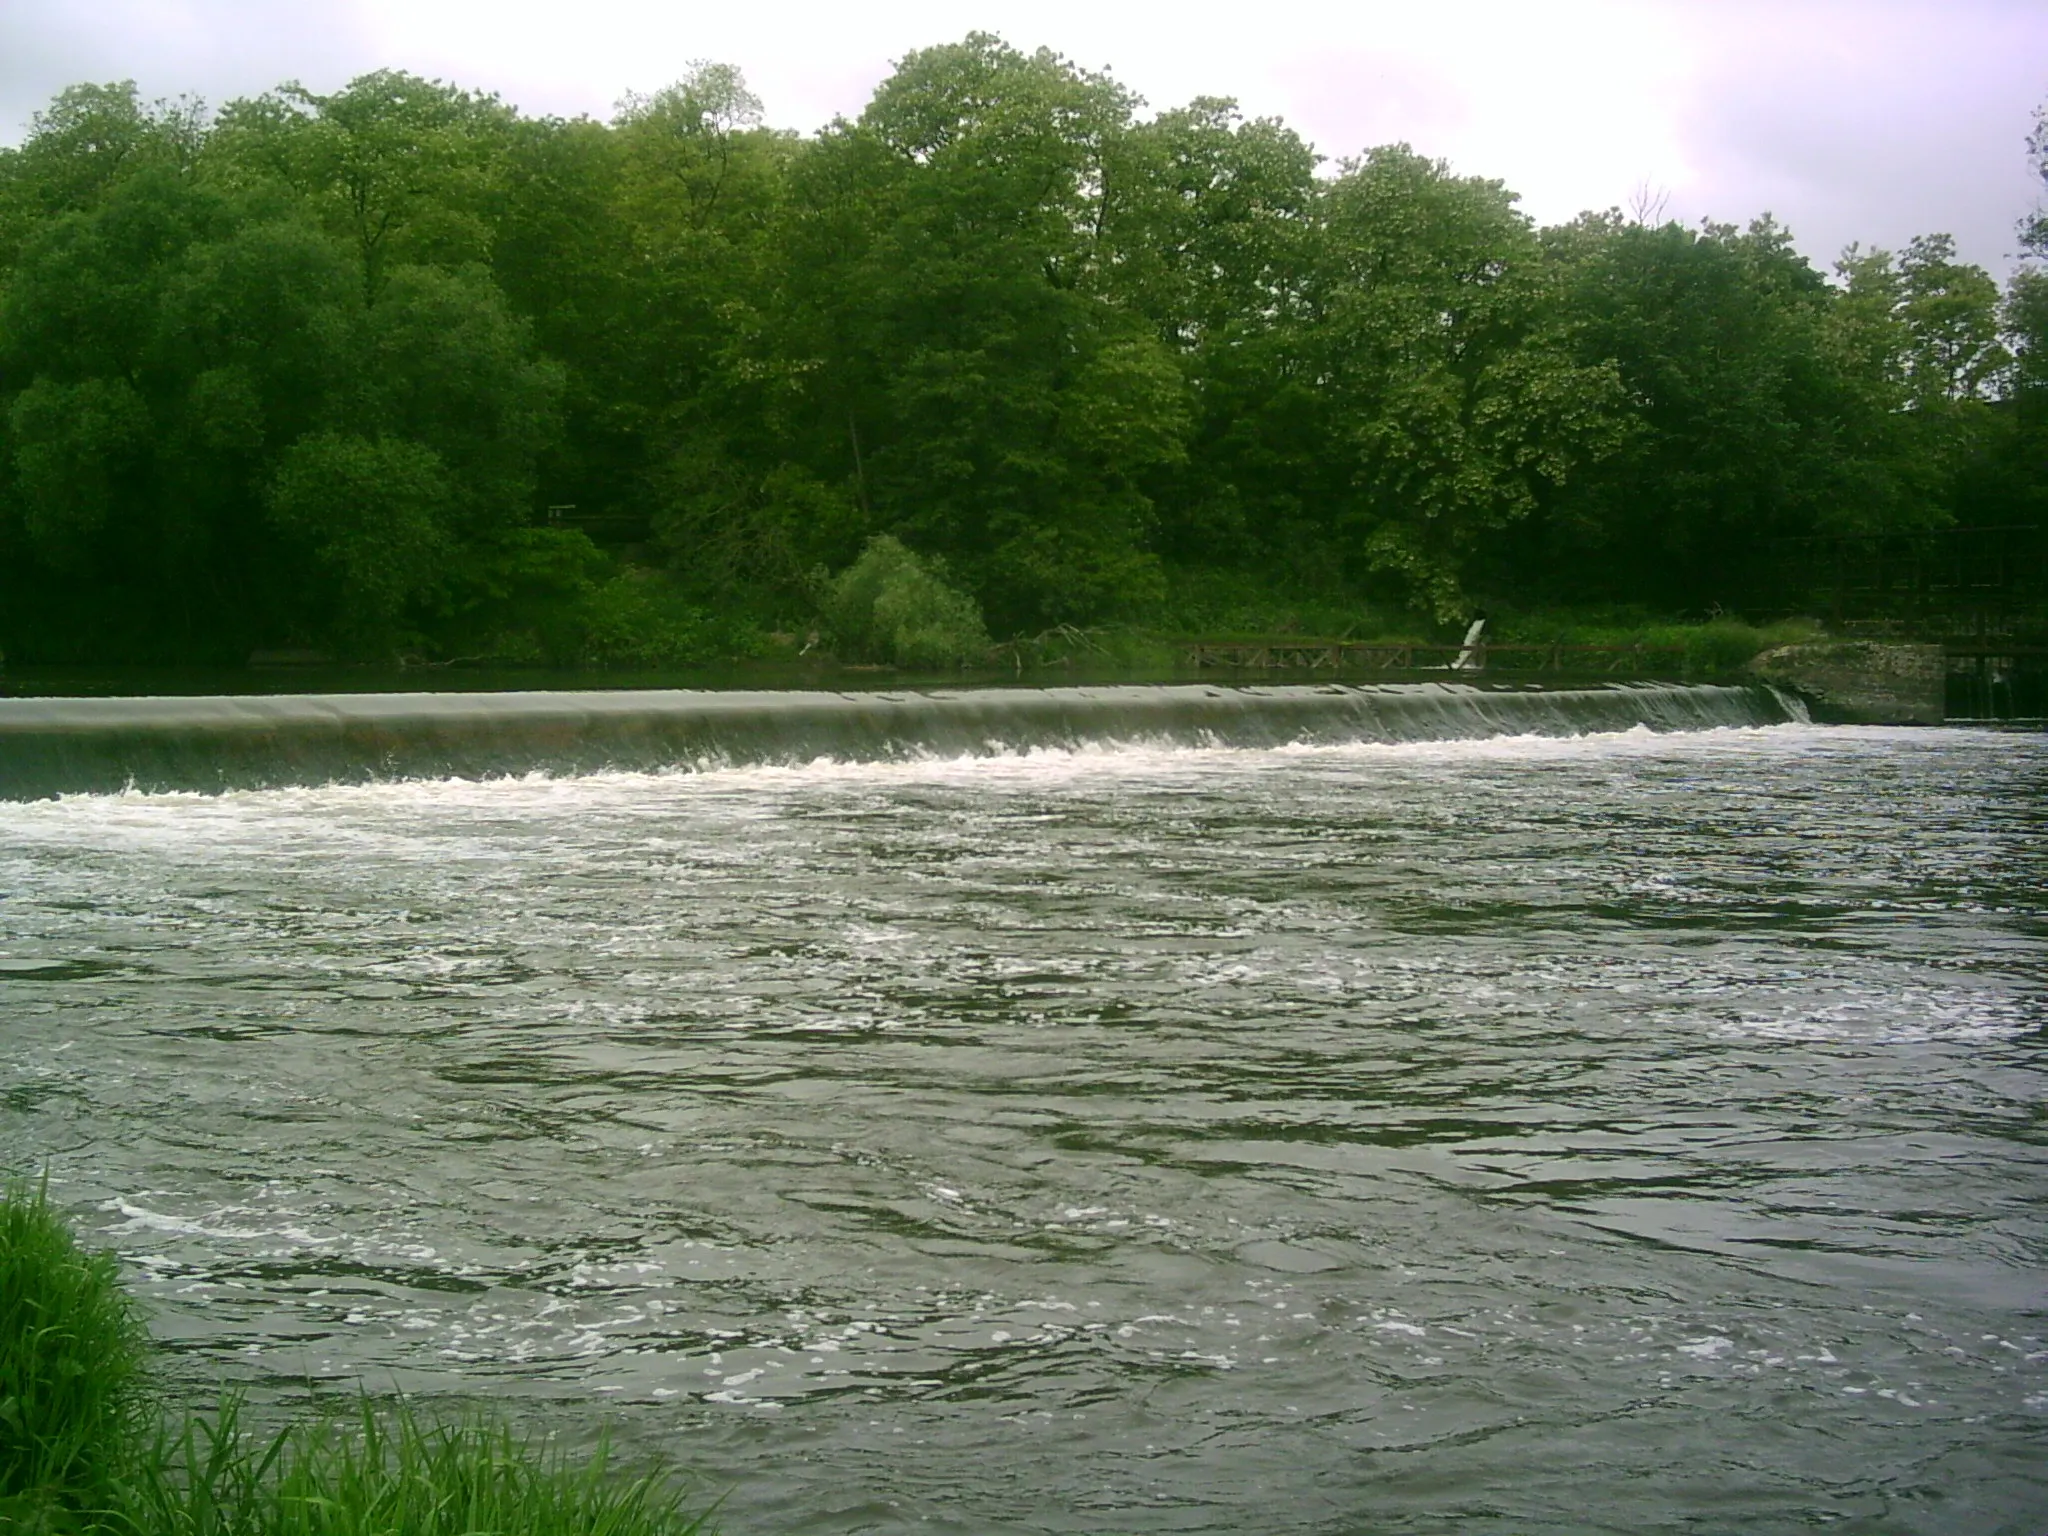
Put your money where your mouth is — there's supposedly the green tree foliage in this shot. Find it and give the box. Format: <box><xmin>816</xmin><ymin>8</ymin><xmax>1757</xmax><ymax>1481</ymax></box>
<box><xmin>0</xmin><ymin>82</ymin><xmax>205</xmax><ymax>276</ymax></box>
<box><xmin>339</xmin><ymin>265</ymin><xmax>563</xmax><ymax>533</ymax></box>
<box><xmin>1486</xmin><ymin>210</ymin><xmax>2019</xmax><ymax>608</ymax></box>
<box><xmin>1514</xmin><ymin>215</ymin><xmax>1850</xmax><ymax>604</ymax></box>
<box><xmin>0</xmin><ymin>149</ymin><xmax>560</xmax><ymax>658</ymax></box>
<box><xmin>1</xmin><ymin>52</ymin><xmax>2042</xmax><ymax>667</ymax></box>
<box><xmin>826</xmin><ymin>534</ymin><xmax>990</xmax><ymax>666</ymax></box>
<box><xmin>761</xmin><ymin>35</ymin><xmax>1184</xmax><ymax>629</ymax></box>
<box><xmin>1308</xmin><ymin>148</ymin><xmax>1631</xmax><ymax>617</ymax></box>
<box><xmin>264</xmin><ymin>432</ymin><xmax>454</xmax><ymax>647</ymax></box>
<box><xmin>207</xmin><ymin>70</ymin><xmax>513</xmax><ymax>296</ymax></box>
<box><xmin>1100</xmin><ymin>97</ymin><xmax>1320</xmax><ymax>346</ymax></box>
<box><xmin>1962</xmin><ymin>101</ymin><xmax>2048</xmax><ymax>529</ymax></box>
<box><xmin>7</xmin><ymin>375</ymin><xmax>151</xmax><ymax>569</ymax></box>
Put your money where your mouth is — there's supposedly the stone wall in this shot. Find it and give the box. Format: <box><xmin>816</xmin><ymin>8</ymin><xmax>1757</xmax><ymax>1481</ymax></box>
<box><xmin>1747</xmin><ymin>642</ymin><xmax>1945</xmax><ymax>725</ymax></box>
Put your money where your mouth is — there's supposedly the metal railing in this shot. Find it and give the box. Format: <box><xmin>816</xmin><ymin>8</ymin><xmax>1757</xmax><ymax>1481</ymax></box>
<box><xmin>1766</xmin><ymin>524</ymin><xmax>2046</xmax><ymax>624</ymax></box>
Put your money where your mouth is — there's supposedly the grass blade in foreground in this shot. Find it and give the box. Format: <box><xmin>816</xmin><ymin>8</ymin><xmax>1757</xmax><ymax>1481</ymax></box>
<box><xmin>0</xmin><ymin>1176</ymin><xmax>152</xmax><ymax>1529</ymax></box>
<box><xmin>130</xmin><ymin>1396</ymin><xmax>717</xmax><ymax>1536</ymax></box>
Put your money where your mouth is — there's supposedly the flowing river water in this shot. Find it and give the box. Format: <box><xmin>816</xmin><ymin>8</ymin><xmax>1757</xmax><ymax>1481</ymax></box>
<box><xmin>1</xmin><ymin>705</ymin><xmax>2044</xmax><ymax>1533</ymax></box>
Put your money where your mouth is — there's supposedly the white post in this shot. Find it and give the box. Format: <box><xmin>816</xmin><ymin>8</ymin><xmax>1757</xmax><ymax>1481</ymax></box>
<box><xmin>1451</xmin><ymin>616</ymin><xmax>1487</xmax><ymax>672</ymax></box>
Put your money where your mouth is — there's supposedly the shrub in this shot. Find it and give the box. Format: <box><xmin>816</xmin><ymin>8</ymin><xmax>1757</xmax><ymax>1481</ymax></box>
<box><xmin>575</xmin><ymin>569</ymin><xmax>731</xmax><ymax>668</ymax></box>
<box><xmin>1674</xmin><ymin>618</ymin><xmax>1826</xmax><ymax>674</ymax></box>
<box><xmin>825</xmin><ymin>536</ymin><xmax>989</xmax><ymax>668</ymax></box>
<box><xmin>0</xmin><ymin>1178</ymin><xmax>151</xmax><ymax>1528</ymax></box>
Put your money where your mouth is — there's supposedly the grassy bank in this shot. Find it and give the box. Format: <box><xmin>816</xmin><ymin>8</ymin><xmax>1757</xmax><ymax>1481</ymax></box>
<box><xmin>984</xmin><ymin>613</ymin><xmax>1826</xmax><ymax>679</ymax></box>
<box><xmin>1484</xmin><ymin>612</ymin><xmax>1826</xmax><ymax>674</ymax></box>
<box><xmin>820</xmin><ymin>556</ymin><xmax>1828</xmax><ymax>675</ymax></box>
<box><xmin>0</xmin><ymin>1179</ymin><xmax>715</xmax><ymax>1536</ymax></box>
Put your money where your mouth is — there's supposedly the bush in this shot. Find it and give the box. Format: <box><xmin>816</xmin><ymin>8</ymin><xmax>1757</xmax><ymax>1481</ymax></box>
<box><xmin>575</xmin><ymin>569</ymin><xmax>738</xmax><ymax>668</ymax></box>
<box><xmin>436</xmin><ymin>526</ymin><xmax>613</xmax><ymax>663</ymax></box>
<box><xmin>826</xmin><ymin>536</ymin><xmax>990</xmax><ymax>668</ymax></box>
<box><xmin>0</xmin><ymin>1178</ymin><xmax>151</xmax><ymax>1528</ymax></box>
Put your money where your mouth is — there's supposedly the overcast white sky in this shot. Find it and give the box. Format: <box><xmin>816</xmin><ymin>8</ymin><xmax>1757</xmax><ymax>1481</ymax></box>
<box><xmin>3</xmin><ymin>0</ymin><xmax>2043</xmax><ymax>277</ymax></box>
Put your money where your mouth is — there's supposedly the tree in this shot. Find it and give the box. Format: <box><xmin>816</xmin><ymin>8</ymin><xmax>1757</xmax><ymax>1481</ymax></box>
<box><xmin>0</xmin><ymin>82</ymin><xmax>205</xmax><ymax>273</ymax></box>
<box><xmin>4</xmin><ymin>49</ymin><xmax>2038</xmax><ymax>662</ymax></box>
<box><xmin>1886</xmin><ymin>235</ymin><xmax>2008</xmax><ymax>406</ymax></box>
<box><xmin>1825</xmin><ymin>234</ymin><xmax>2010</xmax><ymax>537</ymax></box>
<box><xmin>207</xmin><ymin>71</ymin><xmax>513</xmax><ymax>296</ymax></box>
<box><xmin>2007</xmin><ymin>97</ymin><xmax>2048</xmax><ymax>394</ymax></box>
<box><xmin>1194</xmin><ymin>149</ymin><xmax>1630</xmax><ymax>618</ymax></box>
<box><xmin>6</xmin><ymin>375</ymin><xmax>151</xmax><ymax>570</ymax></box>
<box><xmin>613</xmin><ymin>64</ymin><xmax>776</xmax><ymax>234</ymax></box>
<box><xmin>263</xmin><ymin>432</ymin><xmax>454</xmax><ymax>651</ymax></box>
<box><xmin>1096</xmin><ymin>97</ymin><xmax>1319</xmax><ymax>347</ymax></box>
<box><xmin>1958</xmin><ymin>100</ymin><xmax>2048</xmax><ymax>530</ymax></box>
<box><xmin>0</xmin><ymin>171</ymin><xmax>233</xmax><ymax>648</ymax></box>
<box><xmin>1512</xmin><ymin>213</ymin><xmax>1882</xmax><ymax>606</ymax></box>
<box><xmin>0</xmin><ymin>99</ymin><xmax>561</xmax><ymax>661</ymax></box>
<box><xmin>766</xmin><ymin>36</ymin><xmax>1181</xmax><ymax>628</ymax></box>
<box><xmin>2021</xmin><ymin>100</ymin><xmax>2048</xmax><ymax>260</ymax></box>
<box><xmin>337</xmin><ymin>264</ymin><xmax>563</xmax><ymax>534</ymax></box>
<box><xmin>1327</xmin><ymin>150</ymin><xmax>1633</xmax><ymax>616</ymax></box>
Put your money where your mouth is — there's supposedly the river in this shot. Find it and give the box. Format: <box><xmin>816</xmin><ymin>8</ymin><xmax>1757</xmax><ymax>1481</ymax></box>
<box><xmin>2</xmin><ymin>715</ymin><xmax>2044</xmax><ymax>1533</ymax></box>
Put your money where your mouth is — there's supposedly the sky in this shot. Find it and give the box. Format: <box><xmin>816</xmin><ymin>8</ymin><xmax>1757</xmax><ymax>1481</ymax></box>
<box><xmin>3</xmin><ymin>0</ymin><xmax>2044</xmax><ymax>277</ymax></box>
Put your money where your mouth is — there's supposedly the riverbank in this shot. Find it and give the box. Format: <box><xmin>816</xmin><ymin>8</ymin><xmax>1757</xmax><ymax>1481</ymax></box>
<box><xmin>0</xmin><ymin>1181</ymin><xmax>716</xmax><ymax>1535</ymax></box>
<box><xmin>0</xmin><ymin>615</ymin><xmax>1827</xmax><ymax>700</ymax></box>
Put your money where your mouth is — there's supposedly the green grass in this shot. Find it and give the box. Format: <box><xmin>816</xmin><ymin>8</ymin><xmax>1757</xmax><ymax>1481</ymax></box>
<box><xmin>1144</xmin><ymin>570</ymin><xmax>1828</xmax><ymax>672</ymax></box>
<box><xmin>126</xmin><ymin>1396</ymin><xmax>715</xmax><ymax>1536</ymax></box>
<box><xmin>1486</xmin><ymin>611</ymin><xmax>1826</xmax><ymax>674</ymax></box>
<box><xmin>0</xmin><ymin>1179</ymin><xmax>717</xmax><ymax>1536</ymax></box>
<box><xmin>1</xmin><ymin>1176</ymin><xmax>153</xmax><ymax>1530</ymax></box>
<box><xmin>995</xmin><ymin>609</ymin><xmax>1826</xmax><ymax>679</ymax></box>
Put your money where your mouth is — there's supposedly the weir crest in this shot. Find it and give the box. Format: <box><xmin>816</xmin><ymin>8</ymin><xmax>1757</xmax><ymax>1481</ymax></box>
<box><xmin>0</xmin><ymin>681</ymin><xmax>1808</xmax><ymax>799</ymax></box>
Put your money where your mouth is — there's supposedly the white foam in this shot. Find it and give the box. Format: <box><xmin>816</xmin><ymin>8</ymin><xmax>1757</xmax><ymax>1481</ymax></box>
<box><xmin>5</xmin><ymin>719</ymin><xmax>1855</xmax><ymax>827</ymax></box>
<box><xmin>1677</xmin><ymin>1336</ymin><xmax>1734</xmax><ymax>1359</ymax></box>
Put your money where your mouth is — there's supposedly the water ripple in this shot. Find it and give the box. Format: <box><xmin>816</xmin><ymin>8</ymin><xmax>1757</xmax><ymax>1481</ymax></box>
<box><xmin>2</xmin><ymin>724</ymin><xmax>2044</xmax><ymax>1533</ymax></box>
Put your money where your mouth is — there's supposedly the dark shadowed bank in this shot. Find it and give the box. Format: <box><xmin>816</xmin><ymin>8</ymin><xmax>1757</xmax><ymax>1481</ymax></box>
<box><xmin>0</xmin><ymin>1179</ymin><xmax>718</xmax><ymax>1535</ymax></box>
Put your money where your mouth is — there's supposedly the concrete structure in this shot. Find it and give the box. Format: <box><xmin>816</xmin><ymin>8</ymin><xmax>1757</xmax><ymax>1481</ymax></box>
<box><xmin>1748</xmin><ymin>642</ymin><xmax>1945</xmax><ymax>725</ymax></box>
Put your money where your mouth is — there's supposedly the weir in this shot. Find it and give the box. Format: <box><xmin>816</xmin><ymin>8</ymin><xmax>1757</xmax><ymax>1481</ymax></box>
<box><xmin>0</xmin><ymin>680</ymin><xmax>1806</xmax><ymax>799</ymax></box>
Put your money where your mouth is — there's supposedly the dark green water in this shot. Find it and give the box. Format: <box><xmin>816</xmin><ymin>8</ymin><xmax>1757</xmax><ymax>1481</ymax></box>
<box><xmin>2</xmin><ymin>722</ymin><xmax>2044</xmax><ymax>1533</ymax></box>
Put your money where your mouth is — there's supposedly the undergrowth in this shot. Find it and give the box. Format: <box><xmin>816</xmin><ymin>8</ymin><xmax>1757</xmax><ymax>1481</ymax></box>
<box><xmin>0</xmin><ymin>1179</ymin><xmax>716</xmax><ymax>1536</ymax></box>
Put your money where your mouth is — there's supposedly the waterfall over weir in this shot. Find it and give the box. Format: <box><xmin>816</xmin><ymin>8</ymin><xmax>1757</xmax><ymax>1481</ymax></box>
<box><xmin>0</xmin><ymin>680</ymin><xmax>1806</xmax><ymax>799</ymax></box>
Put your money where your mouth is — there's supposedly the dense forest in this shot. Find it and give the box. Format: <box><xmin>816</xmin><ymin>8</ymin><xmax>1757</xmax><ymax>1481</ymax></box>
<box><xmin>1</xmin><ymin>36</ymin><xmax>2044</xmax><ymax>666</ymax></box>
